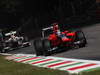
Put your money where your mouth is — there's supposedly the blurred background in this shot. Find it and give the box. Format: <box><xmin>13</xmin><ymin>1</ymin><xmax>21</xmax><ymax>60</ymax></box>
<box><xmin>0</xmin><ymin>0</ymin><xmax>99</xmax><ymax>39</ymax></box>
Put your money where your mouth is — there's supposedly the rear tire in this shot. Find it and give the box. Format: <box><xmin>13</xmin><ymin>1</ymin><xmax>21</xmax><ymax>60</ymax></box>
<box><xmin>1</xmin><ymin>49</ymin><xmax>6</xmax><ymax>53</ymax></box>
<box><xmin>34</xmin><ymin>39</ymin><xmax>43</xmax><ymax>56</ymax></box>
<box><xmin>43</xmin><ymin>39</ymin><xmax>51</xmax><ymax>56</ymax></box>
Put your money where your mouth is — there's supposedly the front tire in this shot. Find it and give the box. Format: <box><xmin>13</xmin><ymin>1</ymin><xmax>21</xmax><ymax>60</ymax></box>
<box><xmin>34</xmin><ymin>39</ymin><xmax>43</xmax><ymax>56</ymax></box>
<box><xmin>75</xmin><ymin>30</ymin><xmax>87</xmax><ymax>48</ymax></box>
<box><xmin>0</xmin><ymin>49</ymin><xmax>6</xmax><ymax>53</ymax></box>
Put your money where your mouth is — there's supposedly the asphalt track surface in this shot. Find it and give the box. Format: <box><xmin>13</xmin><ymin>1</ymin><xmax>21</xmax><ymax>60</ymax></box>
<box><xmin>7</xmin><ymin>23</ymin><xmax>100</xmax><ymax>61</ymax></box>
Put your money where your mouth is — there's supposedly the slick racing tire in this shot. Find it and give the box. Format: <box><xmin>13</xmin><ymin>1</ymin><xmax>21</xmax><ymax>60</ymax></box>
<box><xmin>0</xmin><ymin>49</ymin><xmax>6</xmax><ymax>53</ymax></box>
<box><xmin>34</xmin><ymin>39</ymin><xmax>43</xmax><ymax>56</ymax></box>
<box><xmin>75</xmin><ymin>30</ymin><xmax>87</xmax><ymax>48</ymax></box>
<box><xmin>43</xmin><ymin>39</ymin><xmax>51</xmax><ymax>56</ymax></box>
<box><xmin>0</xmin><ymin>45</ymin><xmax>6</xmax><ymax>53</ymax></box>
<box><xmin>23</xmin><ymin>36</ymin><xmax>29</xmax><ymax>42</ymax></box>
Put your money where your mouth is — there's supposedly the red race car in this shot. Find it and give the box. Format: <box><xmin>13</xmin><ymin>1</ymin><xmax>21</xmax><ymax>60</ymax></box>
<box><xmin>34</xmin><ymin>23</ymin><xmax>87</xmax><ymax>56</ymax></box>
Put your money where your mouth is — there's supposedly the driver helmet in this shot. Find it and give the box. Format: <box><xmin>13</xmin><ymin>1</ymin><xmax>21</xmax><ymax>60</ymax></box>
<box><xmin>52</xmin><ymin>22</ymin><xmax>59</xmax><ymax>33</ymax></box>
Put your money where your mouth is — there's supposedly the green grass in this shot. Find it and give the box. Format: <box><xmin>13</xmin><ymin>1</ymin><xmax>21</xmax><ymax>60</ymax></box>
<box><xmin>0</xmin><ymin>55</ymin><xmax>100</xmax><ymax>75</ymax></box>
<box><xmin>81</xmin><ymin>68</ymin><xmax>100</xmax><ymax>75</ymax></box>
<box><xmin>71</xmin><ymin>67</ymin><xmax>100</xmax><ymax>75</ymax></box>
<box><xmin>72</xmin><ymin>70</ymin><xmax>100</xmax><ymax>75</ymax></box>
<box><xmin>0</xmin><ymin>55</ymin><xmax>68</xmax><ymax>75</ymax></box>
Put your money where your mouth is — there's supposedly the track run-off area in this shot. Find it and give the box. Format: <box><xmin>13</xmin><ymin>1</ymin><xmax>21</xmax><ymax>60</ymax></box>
<box><xmin>1</xmin><ymin>23</ymin><xmax>100</xmax><ymax>74</ymax></box>
<box><xmin>4</xmin><ymin>54</ymin><xmax>100</xmax><ymax>74</ymax></box>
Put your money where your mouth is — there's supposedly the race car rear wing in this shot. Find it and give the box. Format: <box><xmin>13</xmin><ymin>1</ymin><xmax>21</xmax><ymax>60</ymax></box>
<box><xmin>42</xmin><ymin>26</ymin><xmax>53</xmax><ymax>38</ymax></box>
<box><xmin>5</xmin><ymin>31</ymin><xmax>16</xmax><ymax>36</ymax></box>
<box><xmin>42</xmin><ymin>26</ymin><xmax>53</xmax><ymax>31</ymax></box>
